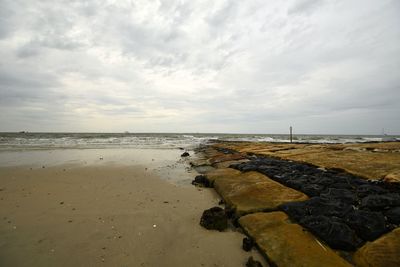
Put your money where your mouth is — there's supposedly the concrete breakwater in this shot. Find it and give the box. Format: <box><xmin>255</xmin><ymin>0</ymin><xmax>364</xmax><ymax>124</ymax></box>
<box><xmin>191</xmin><ymin>142</ymin><xmax>400</xmax><ymax>267</ymax></box>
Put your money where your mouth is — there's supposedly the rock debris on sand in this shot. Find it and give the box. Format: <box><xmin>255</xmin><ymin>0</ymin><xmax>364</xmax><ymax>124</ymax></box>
<box><xmin>199</xmin><ymin>207</ymin><xmax>228</xmax><ymax>231</ymax></box>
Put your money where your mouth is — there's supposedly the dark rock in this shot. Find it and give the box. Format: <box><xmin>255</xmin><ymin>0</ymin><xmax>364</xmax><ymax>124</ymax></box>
<box><xmin>361</xmin><ymin>193</ymin><xmax>400</xmax><ymax>210</ymax></box>
<box><xmin>356</xmin><ymin>184</ymin><xmax>388</xmax><ymax>198</ymax></box>
<box><xmin>300</xmin><ymin>183</ymin><xmax>326</xmax><ymax>197</ymax></box>
<box><xmin>181</xmin><ymin>152</ymin><xmax>190</xmax><ymax>157</ymax></box>
<box><xmin>215</xmin><ymin>147</ymin><xmax>238</xmax><ymax>154</ymax></box>
<box><xmin>320</xmin><ymin>188</ymin><xmax>357</xmax><ymax>204</ymax></box>
<box><xmin>329</xmin><ymin>182</ymin><xmax>353</xmax><ymax>190</ymax></box>
<box><xmin>280</xmin><ymin>197</ymin><xmax>352</xmax><ymax>220</ymax></box>
<box><xmin>344</xmin><ymin>210</ymin><xmax>389</xmax><ymax>241</ymax></box>
<box><xmin>191</xmin><ymin>175</ymin><xmax>211</xmax><ymax>187</ymax></box>
<box><xmin>299</xmin><ymin>215</ymin><xmax>361</xmax><ymax>251</ymax></box>
<box><xmin>246</xmin><ymin>256</ymin><xmax>263</xmax><ymax>267</ymax></box>
<box><xmin>242</xmin><ymin>237</ymin><xmax>254</xmax><ymax>251</ymax></box>
<box><xmin>224</xmin><ymin>206</ymin><xmax>236</xmax><ymax>220</ymax></box>
<box><xmin>385</xmin><ymin>207</ymin><xmax>400</xmax><ymax>224</ymax></box>
<box><xmin>200</xmin><ymin>207</ymin><xmax>228</xmax><ymax>231</ymax></box>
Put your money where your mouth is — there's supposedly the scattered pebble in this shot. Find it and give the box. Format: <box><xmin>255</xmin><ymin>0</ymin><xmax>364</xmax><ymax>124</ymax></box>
<box><xmin>59</xmin><ymin>201</ymin><xmax>64</xmax><ymax>205</ymax></box>
<box><xmin>153</xmin><ymin>224</ymin><xmax>157</xmax><ymax>228</ymax></box>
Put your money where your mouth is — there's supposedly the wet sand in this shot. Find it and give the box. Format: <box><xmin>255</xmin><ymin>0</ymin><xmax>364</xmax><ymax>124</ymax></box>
<box><xmin>0</xmin><ymin>149</ymin><xmax>265</xmax><ymax>266</ymax></box>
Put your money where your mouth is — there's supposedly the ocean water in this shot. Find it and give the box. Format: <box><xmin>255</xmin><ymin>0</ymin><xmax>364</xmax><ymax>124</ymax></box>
<box><xmin>0</xmin><ymin>132</ymin><xmax>399</xmax><ymax>150</ymax></box>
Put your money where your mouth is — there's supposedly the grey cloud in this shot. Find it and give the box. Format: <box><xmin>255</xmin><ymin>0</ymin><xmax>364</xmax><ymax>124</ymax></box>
<box><xmin>288</xmin><ymin>0</ymin><xmax>325</xmax><ymax>15</ymax></box>
<box><xmin>206</xmin><ymin>1</ymin><xmax>238</xmax><ymax>28</ymax></box>
<box><xmin>0</xmin><ymin>0</ymin><xmax>399</xmax><ymax>133</ymax></box>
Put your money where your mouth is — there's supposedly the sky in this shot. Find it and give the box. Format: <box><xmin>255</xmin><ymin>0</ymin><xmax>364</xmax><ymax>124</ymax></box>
<box><xmin>0</xmin><ymin>0</ymin><xmax>399</xmax><ymax>134</ymax></box>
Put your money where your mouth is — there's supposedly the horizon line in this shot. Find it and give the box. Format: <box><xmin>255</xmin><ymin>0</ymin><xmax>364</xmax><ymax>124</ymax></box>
<box><xmin>0</xmin><ymin>131</ymin><xmax>399</xmax><ymax>136</ymax></box>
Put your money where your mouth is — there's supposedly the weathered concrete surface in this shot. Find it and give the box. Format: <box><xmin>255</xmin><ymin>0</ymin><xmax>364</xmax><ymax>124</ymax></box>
<box><xmin>209</xmin><ymin>153</ymin><xmax>247</xmax><ymax>165</ymax></box>
<box><xmin>209</xmin><ymin>169</ymin><xmax>308</xmax><ymax>216</ymax></box>
<box><xmin>195</xmin><ymin>144</ymin><xmax>400</xmax><ymax>266</ymax></box>
<box><xmin>206</xmin><ymin>168</ymin><xmax>242</xmax><ymax>184</ymax></box>
<box><xmin>239</xmin><ymin>212</ymin><xmax>353</xmax><ymax>267</ymax></box>
<box><xmin>213</xmin><ymin>142</ymin><xmax>400</xmax><ymax>180</ymax></box>
<box><xmin>353</xmin><ymin>227</ymin><xmax>400</xmax><ymax>267</ymax></box>
<box><xmin>214</xmin><ymin>159</ymin><xmax>249</xmax><ymax>169</ymax></box>
<box><xmin>190</xmin><ymin>146</ymin><xmax>248</xmax><ymax>172</ymax></box>
<box><xmin>230</xmin><ymin>153</ymin><xmax>400</xmax><ymax>250</ymax></box>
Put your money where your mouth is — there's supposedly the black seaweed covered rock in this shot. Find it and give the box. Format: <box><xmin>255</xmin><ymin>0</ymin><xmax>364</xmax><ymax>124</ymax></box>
<box><xmin>242</xmin><ymin>237</ymin><xmax>254</xmax><ymax>252</ymax></box>
<box><xmin>320</xmin><ymin>188</ymin><xmax>357</xmax><ymax>204</ymax></box>
<box><xmin>200</xmin><ymin>207</ymin><xmax>228</xmax><ymax>231</ymax></box>
<box><xmin>246</xmin><ymin>256</ymin><xmax>263</xmax><ymax>267</ymax></box>
<box><xmin>181</xmin><ymin>152</ymin><xmax>190</xmax><ymax>157</ymax></box>
<box><xmin>280</xmin><ymin>197</ymin><xmax>352</xmax><ymax>220</ymax></box>
<box><xmin>385</xmin><ymin>207</ymin><xmax>400</xmax><ymax>224</ymax></box>
<box><xmin>360</xmin><ymin>193</ymin><xmax>400</xmax><ymax>210</ymax></box>
<box><xmin>344</xmin><ymin>210</ymin><xmax>389</xmax><ymax>241</ymax></box>
<box><xmin>215</xmin><ymin>147</ymin><xmax>238</xmax><ymax>154</ymax></box>
<box><xmin>356</xmin><ymin>184</ymin><xmax>388</xmax><ymax>198</ymax></box>
<box><xmin>299</xmin><ymin>215</ymin><xmax>361</xmax><ymax>251</ymax></box>
<box><xmin>233</xmin><ymin>155</ymin><xmax>400</xmax><ymax>251</ymax></box>
<box><xmin>191</xmin><ymin>175</ymin><xmax>211</xmax><ymax>187</ymax></box>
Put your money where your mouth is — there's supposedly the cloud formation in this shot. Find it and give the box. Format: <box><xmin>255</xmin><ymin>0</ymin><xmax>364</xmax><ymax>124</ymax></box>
<box><xmin>0</xmin><ymin>0</ymin><xmax>399</xmax><ymax>134</ymax></box>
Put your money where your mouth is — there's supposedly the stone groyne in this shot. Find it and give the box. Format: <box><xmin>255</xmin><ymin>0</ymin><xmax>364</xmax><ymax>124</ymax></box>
<box><xmin>191</xmin><ymin>142</ymin><xmax>400</xmax><ymax>267</ymax></box>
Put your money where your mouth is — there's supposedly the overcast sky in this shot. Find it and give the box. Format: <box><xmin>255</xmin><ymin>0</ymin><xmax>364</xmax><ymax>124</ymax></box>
<box><xmin>0</xmin><ymin>0</ymin><xmax>399</xmax><ymax>134</ymax></box>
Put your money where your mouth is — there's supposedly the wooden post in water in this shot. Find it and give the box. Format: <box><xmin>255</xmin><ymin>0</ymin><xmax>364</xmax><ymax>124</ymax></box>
<box><xmin>290</xmin><ymin>126</ymin><xmax>293</xmax><ymax>143</ymax></box>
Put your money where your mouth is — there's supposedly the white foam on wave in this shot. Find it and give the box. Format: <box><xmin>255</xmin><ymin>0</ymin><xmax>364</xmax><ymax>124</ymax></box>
<box><xmin>0</xmin><ymin>133</ymin><xmax>398</xmax><ymax>150</ymax></box>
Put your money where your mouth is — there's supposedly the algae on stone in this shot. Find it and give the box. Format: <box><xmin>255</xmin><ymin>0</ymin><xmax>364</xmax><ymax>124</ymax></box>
<box><xmin>205</xmin><ymin>168</ymin><xmax>242</xmax><ymax>184</ymax></box>
<box><xmin>353</xmin><ymin>227</ymin><xmax>400</xmax><ymax>267</ymax></box>
<box><xmin>239</xmin><ymin>212</ymin><xmax>353</xmax><ymax>267</ymax></box>
<box><xmin>211</xmin><ymin>170</ymin><xmax>308</xmax><ymax>216</ymax></box>
<box><xmin>213</xmin><ymin>142</ymin><xmax>400</xmax><ymax>181</ymax></box>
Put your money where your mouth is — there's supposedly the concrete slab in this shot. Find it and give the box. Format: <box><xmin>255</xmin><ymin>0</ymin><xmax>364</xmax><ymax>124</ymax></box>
<box><xmin>353</xmin><ymin>227</ymin><xmax>400</xmax><ymax>267</ymax></box>
<box><xmin>239</xmin><ymin>212</ymin><xmax>353</xmax><ymax>267</ymax></box>
<box><xmin>211</xmin><ymin>170</ymin><xmax>308</xmax><ymax>215</ymax></box>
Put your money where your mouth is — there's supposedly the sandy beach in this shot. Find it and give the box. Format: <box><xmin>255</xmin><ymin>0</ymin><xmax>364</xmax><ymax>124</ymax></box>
<box><xmin>0</xmin><ymin>149</ymin><xmax>265</xmax><ymax>267</ymax></box>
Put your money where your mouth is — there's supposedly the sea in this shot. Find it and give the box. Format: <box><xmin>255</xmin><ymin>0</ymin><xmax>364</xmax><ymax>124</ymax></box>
<box><xmin>0</xmin><ymin>132</ymin><xmax>399</xmax><ymax>150</ymax></box>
